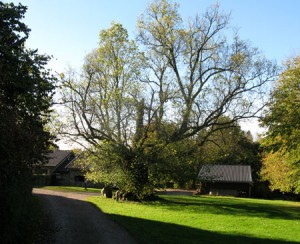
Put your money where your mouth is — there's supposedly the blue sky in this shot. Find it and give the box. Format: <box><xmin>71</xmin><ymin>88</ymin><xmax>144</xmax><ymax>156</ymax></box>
<box><xmin>8</xmin><ymin>0</ymin><xmax>300</xmax><ymax>73</ymax></box>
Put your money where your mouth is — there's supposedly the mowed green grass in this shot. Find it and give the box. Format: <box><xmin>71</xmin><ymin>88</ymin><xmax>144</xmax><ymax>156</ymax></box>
<box><xmin>88</xmin><ymin>194</ymin><xmax>300</xmax><ymax>244</ymax></box>
<box><xmin>41</xmin><ymin>185</ymin><xmax>101</xmax><ymax>193</ymax></box>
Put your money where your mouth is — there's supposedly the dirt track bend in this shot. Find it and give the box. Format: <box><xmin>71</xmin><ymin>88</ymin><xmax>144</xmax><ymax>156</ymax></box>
<box><xmin>32</xmin><ymin>188</ymin><xmax>137</xmax><ymax>244</ymax></box>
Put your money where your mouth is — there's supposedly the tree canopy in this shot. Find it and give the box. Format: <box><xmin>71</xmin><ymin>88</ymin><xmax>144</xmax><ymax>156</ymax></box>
<box><xmin>59</xmin><ymin>0</ymin><xmax>277</xmax><ymax>199</ymax></box>
<box><xmin>260</xmin><ymin>55</ymin><xmax>300</xmax><ymax>194</ymax></box>
<box><xmin>0</xmin><ymin>2</ymin><xmax>56</xmax><ymax>241</ymax></box>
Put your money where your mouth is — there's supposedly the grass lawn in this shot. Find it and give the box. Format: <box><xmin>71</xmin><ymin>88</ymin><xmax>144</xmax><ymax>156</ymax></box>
<box><xmin>88</xmin><ymin>194</ymin><xmax>300</xmax><ymax>244</ymax></box>
<box><xmin>40</xmin><ymin>185</ymin><xmax>101</xmax><ymax>193</ymax></box>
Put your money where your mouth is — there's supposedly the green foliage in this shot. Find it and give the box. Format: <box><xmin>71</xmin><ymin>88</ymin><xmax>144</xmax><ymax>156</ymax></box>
<box><xmin>61</xmin><ymin>22</ymin><xmax>143</xmax><ymax>145</ymax></box>
<box><xmin>148</xmin><ymin>138</ymin><xmax>199</xmax><ymax>188</ymax></box>
<box><xmin>261</xmin><ymin>55</ymin><xmax>300</xmax><ymax>193</ymax></box>
<box><xmin>78</xmin><ymin>142</ymin><xmax>155</xmax><ymax>200</ymax></box>
<box><xmin>89</xmin><ymin>195</ymin><xmax>300</xmax><ymax>243</ymax></box>
<box><xmin>59</xmin><ymin>0</ymin><xmax>276</xmax><ymax>200</ymax></box>
<box><xmin>84</xmin><ymin>143</ymin><xmax>137</xmax><ymax>192</ymax></box>
<box><xmin>0</xmin><ymin>2</ymin><xmax>55</xmax><ymax>242</ymax></box>
<box><xmin>198</xmin><ymin>118</ymin><xmax>261</xmax><ymax>179</ymax></box>
<box><xmin>60</xmin><ymin>23</ymin><xmax>151</xmax><ymax>199</ymax></box>
<box><xmin>260</xmin><ymin>150</ymin><xmax>296</xmax><ymax>193</ymax></box>
<box><xmin>142</xmin><ymin>118</ymin><xmax>261</xmax><ymax>189</ymax></box>
<box><xmin>262</xmin><ymin>56</ymin><xmax>300</xmax><ymax>150</ymax></box>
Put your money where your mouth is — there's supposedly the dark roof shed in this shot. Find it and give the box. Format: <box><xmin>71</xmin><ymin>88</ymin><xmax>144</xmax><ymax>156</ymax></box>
<box><xmin>198</xmin><ymin>165</ymin><xmax>252</xmax><ymax>183</ymax></box>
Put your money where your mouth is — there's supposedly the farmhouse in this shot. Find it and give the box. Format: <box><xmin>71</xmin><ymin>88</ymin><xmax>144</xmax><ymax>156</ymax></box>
<box><xmin>33</xmin><ymin>150</ymin><xmax>86</xmax><ymax>186</ymax></box>
<box><xmin>198</xmin><ymin>164</ymin><xmax>253</xmax><ymax>197</ymax></box>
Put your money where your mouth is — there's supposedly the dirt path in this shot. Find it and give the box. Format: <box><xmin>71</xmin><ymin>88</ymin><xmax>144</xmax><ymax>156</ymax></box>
<box><xmin>32</xmin><ymin>188</ymin><xmax>137</xmax><ymax>244</ymax></box>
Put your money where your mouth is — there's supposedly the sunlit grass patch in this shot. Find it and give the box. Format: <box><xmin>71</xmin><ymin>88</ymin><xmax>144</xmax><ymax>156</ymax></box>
<box><xmin>88</xmin><ymin>195</ymin><xmax>300</xmax><ymax>244</ymax></box>
<box><xmin>41</xmin><ymin>185</ymin><xmax>101</xmax><ymax>193</ymax></box>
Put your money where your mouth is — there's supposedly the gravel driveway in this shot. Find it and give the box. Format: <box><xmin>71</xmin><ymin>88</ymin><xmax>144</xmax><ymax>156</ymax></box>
<box><xmin>33</xmin><ymin>188</ymin><xmax>137</xmax><ymax>244</ymax></box>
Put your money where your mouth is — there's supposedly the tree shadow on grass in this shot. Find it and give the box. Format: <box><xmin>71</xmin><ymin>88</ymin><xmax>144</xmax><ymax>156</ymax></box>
<box><xmin>108</xmin><ymin>213</ymin><xmax>298</xmax><ymax>244</ymax></box>
<box><xmin>154</xmin><ymin>195</ymin><xmax>300</xmax><ymax>220</ymax></box>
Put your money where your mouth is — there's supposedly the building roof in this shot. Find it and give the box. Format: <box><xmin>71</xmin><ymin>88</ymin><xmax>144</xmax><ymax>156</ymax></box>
<box><xmin>198</xmin><ymin>165</ymin><xmax>253</xmax><ymax>183</ymax></box>
<box><xmin>45</xmin><ymin>150</ymin><xmax>73</xmax><ymax>167</ymax></box>
<box><xmin>44</xmin><ymin>150</ymin><xmax>78</xmax><ymax>173</ymax></box>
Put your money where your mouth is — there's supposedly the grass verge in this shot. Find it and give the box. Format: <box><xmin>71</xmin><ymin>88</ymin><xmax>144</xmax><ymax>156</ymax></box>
<box><xmin>88</xmin><ymin>194</ymin><xmax>300</xmax><ymax>244</ymax></box>
<box><xmin>40</xmin><ymin>185</ymin><xmax>101</xmax><ymax>193</ymax></box>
